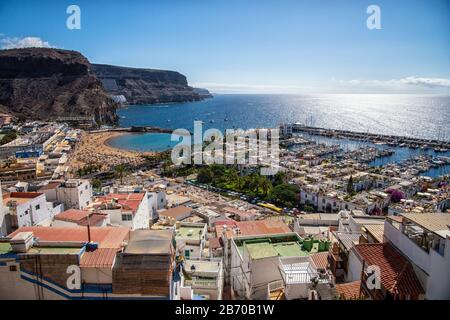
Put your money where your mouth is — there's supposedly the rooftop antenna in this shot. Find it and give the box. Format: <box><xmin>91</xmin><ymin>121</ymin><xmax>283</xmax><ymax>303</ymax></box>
<box><xmin>86</xmin><ymin>212</ymin><xmax>91</xmax><ymax>243</ymax></box>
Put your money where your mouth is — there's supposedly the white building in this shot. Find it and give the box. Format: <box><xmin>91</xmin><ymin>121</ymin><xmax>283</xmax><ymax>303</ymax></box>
<box><xmin>2</xmin><ymin>192</ymin><xmax>53</xmax><ymax>232</ymax></box>
<box><xmin>147</xmin><ymin>191</ymin><xmax>166</xmax><ymax>221</ymax></box>
<box><xmin>91</xmin><ymin>192</ymin><xmax>150</xmax><ymax>230</ymax></box>
<box><xmin>0</xmin><ymin>183</ymin><xmax>7</xmax><ymax>236</ymax></box>
<box><xmin>299</xmin><ymin>186</ymin><xmax>319</xmax><ymax>208</ymax></box>
<box><xmin>230</xmin><ymin>233</ymin><xmax>333</xmax><ymax>300</ymax></box>
<box><xmin>279</xmin><ymin>123</ymin><xmax>293</xmax><ymax>137</ymax></box>
<box><xmin>174</xmin><ymin>258</ymin><xmax>224</xmax><ymax>300</ymax></box>
<box><xmin>384</xmin><ymin>213</ymin><xmax>450</xmax><ymax>300</ymax></box>
<box><xmin>175</xmin><ymin>222</ymin><xmax>208</xmax><ymax>259</ymax></box>
<box><xmin>56</xmin><ymin>179</ymin><xmax>92</xmax><ymax>210</ymax></box>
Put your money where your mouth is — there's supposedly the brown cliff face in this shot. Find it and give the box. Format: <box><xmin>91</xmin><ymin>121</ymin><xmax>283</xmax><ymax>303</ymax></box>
<box><xmin>92</xmin><ymin>64</ymin><xmax>212</xmax><ymax>105</ymax></box>
<box><xmin>0</xmin><ymin>48</ymin><xmax>118</xmax><ymax>124</ymax></box>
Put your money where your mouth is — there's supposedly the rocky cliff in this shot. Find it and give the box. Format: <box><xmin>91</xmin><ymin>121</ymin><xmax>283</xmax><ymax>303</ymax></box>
<box><xmin>0</xmin><ymin>48</ymin><xmax>118</xmax><ymax>124</ymax></box>
<box><xmin>91</xmin><ymin>64</ymin><xmax>212</xmax><ymax>105</ymax></box>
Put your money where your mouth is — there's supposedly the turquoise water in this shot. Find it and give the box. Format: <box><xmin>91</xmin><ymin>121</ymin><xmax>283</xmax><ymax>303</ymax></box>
<box><xmin>107</xmin><ymin>132</ymin><xmax>179</xmax><ymax>152</ymax></box>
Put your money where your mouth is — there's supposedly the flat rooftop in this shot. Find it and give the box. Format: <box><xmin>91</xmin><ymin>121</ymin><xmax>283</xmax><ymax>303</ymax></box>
<box><xmin>175</xmin><ymin>225</ymin><xmax>205</xmax><ymax>240</ymax></box>
<box><xmin>235</xmin><ymin>234</ymin><xmax>309</xmax><ymax>260</ymax></box>
<box><xmin>0</xmin><ymin>242</ymin><xmax>12</xmax><ymax>255</ymax></box>
<box><xmin>184</xmin><ymin>259</ymin><xmax>221</xmax><ymax>274</ymax></box>
<box><xmin>26</xmin><ymin>247</ymin><xmax>83</xmax><ymax>254</ymax></box>
<box><xmin>243</xmin><ymin>241</ymin><xmax>307</xmax><ymax>259</ymax></box>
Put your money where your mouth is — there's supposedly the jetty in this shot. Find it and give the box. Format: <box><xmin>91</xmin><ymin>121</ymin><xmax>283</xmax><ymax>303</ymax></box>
<box><xmin>285</xmin><ymin>124</ymin><xmax>450</xmax><ymax>150</ymax></box>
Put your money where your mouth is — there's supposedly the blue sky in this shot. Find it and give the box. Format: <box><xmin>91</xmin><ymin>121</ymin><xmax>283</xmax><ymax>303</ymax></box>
<box><xmin>1</xmin><ymin>0</ymin><xmax>449</xmax><ymax>93</ymax></box>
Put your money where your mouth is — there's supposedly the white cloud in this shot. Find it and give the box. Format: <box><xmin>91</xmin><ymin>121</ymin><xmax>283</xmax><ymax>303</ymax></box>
<box><xmin>0</xmin><ymin>36</ymin><xmax>55</xmax><ymax>49</ymax></box>
<box><xmin>336</xmin><ymin>76</ymin><xmax>450</xmax><ymax>93</ymax></box>
<box><xmin>399</xmin><ymin>76</ymin><xmax>450</xmax><ymax>88</ymax></box>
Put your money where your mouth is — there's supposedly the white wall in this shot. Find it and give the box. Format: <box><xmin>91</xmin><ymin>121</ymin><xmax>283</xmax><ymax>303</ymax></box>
<box><xmin>101</xmin><ymin>194</ymin><xmax>149</xmax><ymax>230</ymax></box>
<box><xmin>346</xmin><ymin>249</ymin><xmax>363</xmax><ymax>282</ymax></box>
<box><xmin>82</xmin><ymin>267</ymin><xmax>113</xmax><ymax>284</ymax></box>
<box><xmin>384</xmin><ymin>221</ymin><xmax>430</xmax><ymax>274</ymax></box>
<box><xmin>0</xmin><ymin>184</ymin><xmax>7</xmax><ymax>236</ymax></box>
<box><xmin>384</xmin><ymin>221</ymin><xmax>450</xmax><ymax>300</ymax></box>
<box><xmin>56</xmin><ymin>180</ymin><xmax>92</xmax><ymax>210</ymax></box>
<box><xmin>132</xmin><ymin>193</ymin><xmax>150</xmax><ymax>230</ymax></box>
<box><xmin>12</xmin><ymin>194</ymin><xmax>52</xmax><ymax>228</ymax></box>
<box><xmin>0</xmin><ymin>260</ymin><xmax>63</xmax><ymax>300</ymax></box>
<box><xmin>105</xmin><ymin>209</ymin><xmax>133</xmax><ymax>229</ymax></box>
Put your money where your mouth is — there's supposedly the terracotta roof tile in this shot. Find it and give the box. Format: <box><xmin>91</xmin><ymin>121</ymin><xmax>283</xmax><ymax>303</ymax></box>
<box><xmin>336</xmin><ymin>281</ymin><xmax>362</xmax><ymax>300</ymax></box>
<box><xmin>215</xmin><ymin>220</ymin><xmax>290</xmax><ymax>239</ymax></box>
<box><xmin>80</xmin><ymin>248</ymin><xmax>119</xmax><ymax>268</ymax></box>
<box><xmin>55</xmin><ymin>209</ymin><xmax>90</xmax><ymax>222</ymax></box>
<box><xmin>8</xmin><ymin>226</ymin><xmax>129</xmax><ymax>249</ymax></box>
<box><xmin>94</xmin><ymin>193</ymin><xmax>146</xmax><ymax>216</ymax></box>
<box><xmin>55</xmin><ymin>209</ymin><xmax>108</xmax><ymax>227</ymax></box>
<box><xmin>209</xmin><ymin>237</ymin><xmax>221</xmax><ymax>249</ymax></box>
<box><xmin>159</xmin><ymin>206</ymin><xmax>192</xmax><ymax>219</ymax></box>
<box><xmin>354</xmin><ymin>243</ymin><xmax>424</xmax><ymax>297</ymax></box>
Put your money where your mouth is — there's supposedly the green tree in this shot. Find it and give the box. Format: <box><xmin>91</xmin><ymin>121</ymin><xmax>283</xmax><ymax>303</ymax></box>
<box><xmin>115</xmin><ymin>164</ymin><xmax>126</xmax><ymax>184</ymax></box>
<box><xmin>249</xmin><ymin>174</ymin><xmax>260</xmax><ymax>193</ymax></box>
<box><xmin>270</xmin><ymin>184</ymin><xmax>300</xmax><ymax>208</ymax></box>
<box><xmin>347</xmin><ymin>175</ymin><xmax>354</xmax><ymax>194</ymax></box>
<box><xmin>0</xmin><ymin>131</ymin><xmax>17</xmax><ymax>145</ymax></box>
<box><xmin>236</xmin><ymin>175</ymin><xmax>245</xmax><ymax>191</ymax></box>
<box><xmin>260</xmin><ymin>176</ymin><xmax>273</xmax><ymax>197</ymax></box>
<box><xmin>273</xmin><ymin>171</ymin><xmax>286</xmax><ymax>186</ymax></box>
<box><xmin>197</xmin><ymin>167</ymin><xmax>213</xmax><ymax>183</ymax></box>
<box><xmin>92</xmin><ymin>179</ymin><xmax>102</xmax><ymax>190</ymax></box>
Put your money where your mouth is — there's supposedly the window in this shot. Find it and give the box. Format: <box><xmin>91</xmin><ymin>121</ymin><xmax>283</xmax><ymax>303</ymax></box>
<box><xmin>122</xmin><ymin>214</ymin><xmax>132</xmax><ymax>221</ymax></box>
<box><xmin>35</xmin><ymin>204</ymin><xmax>40</xmax><ymax>210</ymax></box>
<box><xmin>9</xmin><ymin>265</ymin><xmax>17</xmax><ymax>272</ymax></box>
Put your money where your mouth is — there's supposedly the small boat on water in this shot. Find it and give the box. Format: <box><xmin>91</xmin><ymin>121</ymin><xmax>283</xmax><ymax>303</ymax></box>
<box><xmin>210</xmin><ymin>119</ymin><xmax>214</xmax><ymax>123</ymax></box>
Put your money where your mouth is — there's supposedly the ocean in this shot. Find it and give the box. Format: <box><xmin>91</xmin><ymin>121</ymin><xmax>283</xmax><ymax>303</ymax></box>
<box><xmin>117</xmin><ymin>94</ymin><xmax>450</xmax><ymax>139</ymax></box>
<box><xmin>109</xmin><ymin>94</ymin><xmax>450</xmax><ymax>177</ymax></box>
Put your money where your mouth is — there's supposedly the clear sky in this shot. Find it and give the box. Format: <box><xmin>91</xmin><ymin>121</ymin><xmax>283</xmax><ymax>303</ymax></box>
<box><xmin>1</xmin><ymin>0</ymin><xmax>449</xmax><ymax>93</ymax></box>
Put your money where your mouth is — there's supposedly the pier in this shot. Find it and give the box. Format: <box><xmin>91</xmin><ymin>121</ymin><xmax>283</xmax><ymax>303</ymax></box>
<box><xmin>287</xmin><ymin>124</ymin><xmax>450</xmax><ymax>150</ymax></box>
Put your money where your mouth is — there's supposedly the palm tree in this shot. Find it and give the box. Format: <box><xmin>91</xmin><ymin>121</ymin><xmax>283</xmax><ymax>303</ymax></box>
<box><xmin>260</xmin><ymin>176</ymin><xmax>272</xmax><ymax>197</ymax></box>
<box><xmin>250</xmin><ymin>174</ymin><xmax>261</xmax><ymax>193</ymax></box>
<box><xmin>115</xmin><ymin>164</ymin><xmax>126</xmax><ymax>184</ymax></box>
<box><xmin>236</xmin><ymin>176</ymin><xmax>245</xmax><ymax>191</ymax></box>
<box><xmin>225</xmin><ymin>168</ymin><xmax>238</xmax><ymax>184</ymax></box>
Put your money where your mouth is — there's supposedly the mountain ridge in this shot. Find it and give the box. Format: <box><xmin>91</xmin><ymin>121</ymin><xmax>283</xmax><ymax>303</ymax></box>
<box><xmin>0</xmin><ymin>48</ymin><xmax>211</xmax><ymax>124</ymax></box>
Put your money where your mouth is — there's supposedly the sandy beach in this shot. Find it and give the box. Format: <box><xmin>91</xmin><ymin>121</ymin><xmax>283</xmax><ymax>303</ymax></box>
<box><xmin>69</xmin><ymin>131</ymin><xmax>157</xmax><ymax>173</ymax></box>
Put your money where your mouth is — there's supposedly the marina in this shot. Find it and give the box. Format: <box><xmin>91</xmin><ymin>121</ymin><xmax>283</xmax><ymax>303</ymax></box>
<box><xmin>286</xmin><ymin>124</ymin><xmax>450</xmax><ymax>150</ymax></box>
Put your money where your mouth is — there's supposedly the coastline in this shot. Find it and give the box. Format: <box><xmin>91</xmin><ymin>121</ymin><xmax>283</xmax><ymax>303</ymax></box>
<box><xmin>69</xmin><ymin>131</ymin><xmax>156</xmax><ymax>173</ymax></box>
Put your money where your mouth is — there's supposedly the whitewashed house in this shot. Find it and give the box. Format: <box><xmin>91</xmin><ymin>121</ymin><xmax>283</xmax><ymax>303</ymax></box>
<box><xmin>91</xmin><ymin>192</ymin><xmax>150</xmax><ymax>230</ymax></box>
<box><xmin>56</xmin><ymin>179</ymin><xmax>92</xmax><ymax>210</ymax></box>
<box><xmin>2</xmin><ymin>192</ymin><xmax>53</xmax><ymax>232</ymax></box>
